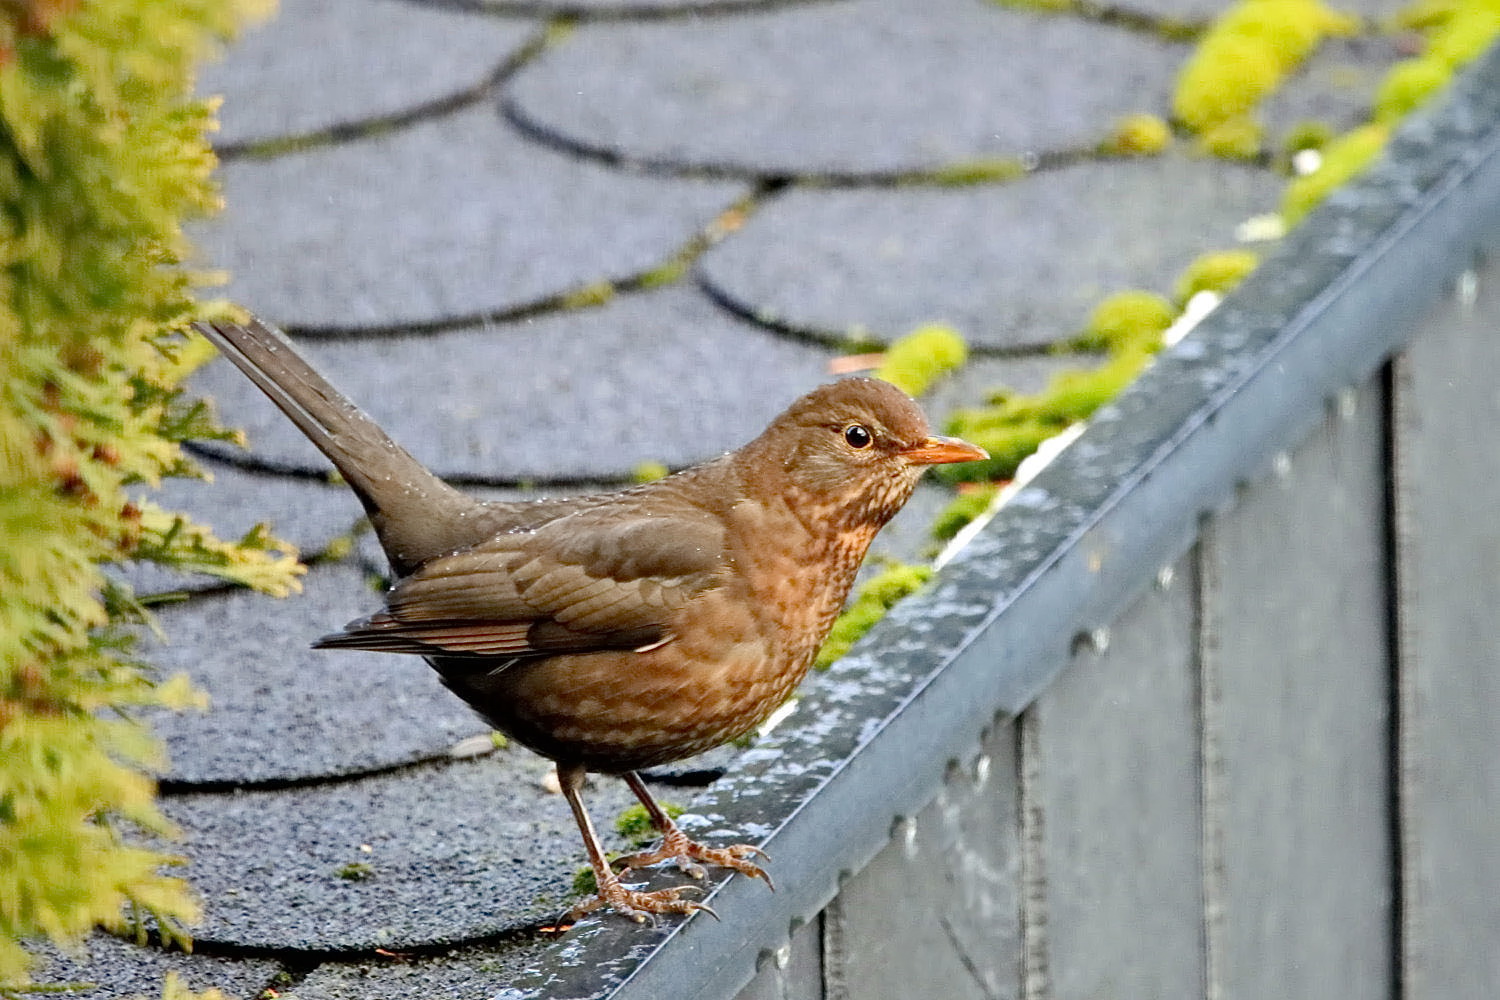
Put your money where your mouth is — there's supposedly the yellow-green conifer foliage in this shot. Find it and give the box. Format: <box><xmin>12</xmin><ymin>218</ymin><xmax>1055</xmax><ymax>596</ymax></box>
<box><xmin>0</xmin><ymin>0</ymin><xmax>287</xmax><ymax>985</ymax></box>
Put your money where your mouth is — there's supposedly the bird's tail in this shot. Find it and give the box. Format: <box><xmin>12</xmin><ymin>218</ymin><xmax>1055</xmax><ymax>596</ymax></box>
<box><xmin>193</xmin><ymin>316</ymin><xmax>478</xmax><ymax>574</ymax></box>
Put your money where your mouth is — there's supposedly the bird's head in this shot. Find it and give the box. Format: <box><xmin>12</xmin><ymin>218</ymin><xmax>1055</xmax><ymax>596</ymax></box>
<box><xmin>742</xmin><ymin>378</ymin><xmax>988</xmax><ymax>529</ymax></box>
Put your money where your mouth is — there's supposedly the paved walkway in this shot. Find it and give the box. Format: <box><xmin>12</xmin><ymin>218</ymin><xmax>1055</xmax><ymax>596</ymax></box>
<box><xmin>43</xmin><ymin>0</ymin><xmax>1406</xmax><ymax>994</ymax></box>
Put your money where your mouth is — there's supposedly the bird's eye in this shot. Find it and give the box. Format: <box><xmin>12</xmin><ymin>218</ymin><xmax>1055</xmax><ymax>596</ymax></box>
<box><xmin>843</xmin><ymin>424</ymin><xmax>873</xmax><ymax>449</ymax></box>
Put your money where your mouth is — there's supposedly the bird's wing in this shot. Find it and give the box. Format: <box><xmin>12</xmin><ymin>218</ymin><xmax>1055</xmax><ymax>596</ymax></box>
<box><xmin>314</xmin><ymin>502</ymin><xmax>727</xmax><ymax>658</ymax></box>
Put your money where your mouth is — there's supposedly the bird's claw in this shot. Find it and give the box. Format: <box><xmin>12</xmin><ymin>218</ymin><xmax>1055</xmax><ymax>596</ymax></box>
<box><xmin>614</xmin><ymin>833</ymin><xmax>775</xmax><ymax>890</ymax></box>
<box><xmin>568</xmin><ymin>879</ymin><xmax>718</xmax><ymax>924</ymax></box>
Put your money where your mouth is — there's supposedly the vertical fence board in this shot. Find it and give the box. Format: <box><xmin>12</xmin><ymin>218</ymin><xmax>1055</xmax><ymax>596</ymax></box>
<box><xmin>732</xmin><ymin>914</ymin><xmax>824</xmax><ymax>1000</ymax></box>
<box><xmin>1393</xmin><ymin>264</ymin><xmax>1500</xmax><ymax>999</ymax></box>
<box><xmin>1201</xmin><ymin>377</ymin><xmax>1393</xmax><ymax>999</ymax></box>
<box><xmin>821</xmin><ymin>722</ymin><xmax>1021</xmax><ymax>1000</ymax></box>
<box><xmin>1028</xmin><ymin>551</ymin><xmax>1205</xmax><ymax>999</ymax></box>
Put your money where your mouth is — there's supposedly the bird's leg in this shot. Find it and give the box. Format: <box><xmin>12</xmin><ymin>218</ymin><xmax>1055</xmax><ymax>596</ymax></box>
<box><xmin>558</xmin><ymin>763</ymin><xmax>714</xmax><ymax>923</ymax></box>
<box><xmin>612</xmin><ymin>771</ymin><xmax>774</xmax><ymax>889</ymax></box>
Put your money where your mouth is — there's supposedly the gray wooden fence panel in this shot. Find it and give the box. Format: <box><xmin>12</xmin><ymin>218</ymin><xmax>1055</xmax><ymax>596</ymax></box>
<box><xmin>733</xmin><ymin>915</ymin><xmax>823</xmax><ymax>1000</ymax></box>
<box><xmin>819</xmin><ymin>721</ymin><xmax>1022</xmax><ymax>1000</ymax></box>
<box><xmin>1393</xmin><ymin>262</ymin><xmax>1500</xmax><ymax>999</ymax></box>
<box><xmin>1027</xmin><ymin>551</ymin><xmax>1205</xmax><ymax>999</ymax></box>
<box><xmin>1200</xmin><ymin>376</ymin><xmax>1394</xmax><ymax>999</ymax></box>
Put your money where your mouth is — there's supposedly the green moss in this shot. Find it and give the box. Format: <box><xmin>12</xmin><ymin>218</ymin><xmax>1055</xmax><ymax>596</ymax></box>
<box><xmin>637</xmin><ymin>258</ymin><xmax>689</xmax><ymax>289</ymax></box>
<box><xmin>1103</xmin><ymin>114</ymin><xmax>1172</xmax><ymax>157</ymax></box>
<box><xmin>335</xmin><ymin>862</ymin><xmax>373</xmax><ymax>882</ymax></box>
<box><xmin>560</xmin><ymin>280</ymin><xmax>615</xmax><ymax>309</ymax></box>
<box><xmin>572</xmin><ymin>865</ymin><xmax>598</xmax><ymax>897</ymax></box>
<box><xmin>1281</xmin><ymin>122</ymin><xmax>1389</xmax><ymax>225</ymax></box>
<box><xmin>874</xmin><ymin>324</ymin><xmax>969</xmax><ymax>397</ymax></box>
<box><xmin>1174</xmin><ymin>0</ymin><xmax>1355</xmax><ymax>144</ymax></box>
<box><xmin>1424</xmin><ymin>2</ymin><xmax>1500</xmax><ymax>68</ymax></box>
<box><xmin>931</xmin><ymin>485</ymin><xmax>1000</xmax><ymax>541</ymax></box>
<box><xmin>1374</xmin><ymin>58</ymin><xmax>1450</xmax><ymax>122</ymax></box>
<box><xmin>934</xmin><ymin>418</ymin><xmax>1060</xmax><ymax>484</ymax></box>
<box><xmin>631</xmin><ymin>460</ymin><xmax>670</xmax><ymax>484</ymax></box>
<box><xmin>1199</xmin><ymin>117</ymin><xmax>1265</xmax><ymax>159</ymax></box>
<box><xmin>1282</xmin><ymin>119</ymin><xmax>1334</xmax><ymax>158</ymax></box>
<box><xmin>614</xmin><ymin>801</ymin><xmax>684</xmax><ymax>845</ymax></box>
<box><xmin>1174</xmin><ymin>250</ymin><xmax>1259</xmax><ymax>305</ymax></box>
<box><xmin>815</xmin><ymin>563</ymin><xmax>934</xmax><ymax>669</ymax></box>
<box><xmin>489</xmin><ymin>730</ymin><xmax>509</xmax><ymax>750</ymax></box>
<box><xmin>1071</xmin><ymin>291</ymin><xmax>1176</xmax><ymax>353</ymax></box>
<box><xmin>931</xmin><ymin>157</ymin><xmax>1028</xmax><ymax>186</ymax></box>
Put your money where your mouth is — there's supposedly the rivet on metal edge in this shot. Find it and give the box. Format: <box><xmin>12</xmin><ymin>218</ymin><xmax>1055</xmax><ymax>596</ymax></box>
<box><xmin>774</xmin><ymin>943</ymin><xmax>793</xmax><ymax>970</ymax></box>
<box><xmin>974</xmin><ymin>754</ymin><xmax>992</xmax><ymax>787</ymax></box>
<box><xmin>1337</xmin><ymin>386</ymin><xmax>1358</xmax><ymax>420</ymax></box>
<box><xmin>899</xmin><ymin>816</ymin><xmax>918</xmax><ymax>858</ymax></box>
<box><xmin>1458</xmin><ymin>268</ymin><xmax>1479</xmax><ymax>306</ymax></box>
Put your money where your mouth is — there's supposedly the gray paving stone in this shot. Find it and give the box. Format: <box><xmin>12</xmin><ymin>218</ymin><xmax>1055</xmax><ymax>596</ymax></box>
<box><xmin>505</xmin><ymin>0</ymin><xmax>1185</xmax><ymax>176</ymax></box>
<box><xmin>190</xmin><ymin>287</ymin><xmax>834</xmax><ymax>482</ymax></box>
<box><xmin>425</xmin><ymin>0</ymin><xmax>806</xmax><ymax>11</ymax></box>
<box><xmin>1262</xmin><ymin>34</ymin><xmax>1405</xmax><ymax>147</ymax></box>
<box><xmin>290</xmin><ymin>940</ymin><xmax>555</xmax><ymax>1000</ymax></box>
<box><xmin>698</xmin><ymin>155</ymin><xmax>1282</xmax><ymax>349</ymax></box>
<box><xmin>143</xmin><ymin>562</ymin><xmax>486</xmax><ymax>786</ymax></box>
<box><xmin>193</xmin><ymin>104</ymin><xmax>745</xmax><ymax>330</ymax></box>
<box><xmin>202</xmin><ymin>0</ymin><xmax>534</xmax><ymax>150</ymax></box>
<box><xmin>164</xmin><ymin>755</ymin><xmax>655</xmax><ymax>950</ymax></box>
<box><xmin>26</xmin><ymin>932</ymin><xmax>279</xmax><ymax>1000</ymax></box>
<box><xmin>114</xmin><ymin>461</ymin><xmax>362</xmax><ymax>597</ymax></box>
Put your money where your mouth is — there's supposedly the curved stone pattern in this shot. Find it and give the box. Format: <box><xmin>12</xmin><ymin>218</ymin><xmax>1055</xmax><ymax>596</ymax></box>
<box><xmin>698</xmin><ymin>156</ymin><xmax>1283</xmax><ymax>349</ymax></box>
<box><xmin>113</xmin><ymin>461</ymin><xmax>362</xmax><ymax>597</ymax></box>
<box><xmin>193</xmin><ymin>104</ymin><xmax>745</xmax><ymax>330</ymax></box>
<box><xmin>30</xmin><ymin>933</ymin><xmax>280</xmax><ymax>1000</ymax></box>
<box><xmin>201</xmin><ymin>0</ymin><xmax>534</xmax><ymax>149</ymax></box>
<box><xmin>505</xmin><ymin>0</ymin><xmax>1185</xmax><ymax>176</ymax></box>
<box><xmin>164</xmin><ymin>755</ymin><xmax>647</xmax><ymax>950</ymax></box>
<box><xmin>190</xmin><ymin>287</ymin><xmax>833</xmax><ymax>482</ymax></box>
<box><xmin>144</xmin><ymin>562</ymin><xmax>486</xmax><ymax>786</ymax></box>
<box><xmin>292</xmin><ymin>940</ymin><xmax>556</xmax><ymax>1000</ymax></box>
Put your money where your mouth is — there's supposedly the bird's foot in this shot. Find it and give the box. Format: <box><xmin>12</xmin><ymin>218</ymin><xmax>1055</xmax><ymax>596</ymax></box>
<box><xmin>567</xmin><ymin>868</ymin><xmax>717</xmax><ymax>924</ymax></box>
<box><xmin>614</xmin><ymin>826</ymin><xmax>774</xmax><ymax>889</ymax></box>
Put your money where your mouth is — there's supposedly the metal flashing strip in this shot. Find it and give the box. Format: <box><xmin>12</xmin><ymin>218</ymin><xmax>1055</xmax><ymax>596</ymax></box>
<box><xmin>504</xmin><ymin>43</ymin><xmax>1500</xmax><ymax>1000</ymax></box>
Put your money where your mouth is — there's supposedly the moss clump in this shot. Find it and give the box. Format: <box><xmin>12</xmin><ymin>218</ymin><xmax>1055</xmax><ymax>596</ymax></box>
<box><xmin>1103</xmin><ymin>114</ymin><xmax>1172</xmax><ymax>157</ymax></box>
<box><xmin>1070</xmin><ymin>291</ymin><xmax>1176</xmax><ymax>354</ymax></box>
<box><xmin>560</xmin><ymin>280</ymin><xmax>615</xmax><ymax>309</ymax></box>
<box><xmin>1373</xmin><ymin>58</ymin><xmax>1450</xmax><ymax>122</ymax></box>
<box><xmin>931</xmin><ymin>157</ymin><xmax>1028</xmax><ymax>186</ymax></box>
<box><xmin>1200</xmin><ymin>117</ymin><xmax>1265</xmax><ymax>160</ymax></box>
<box><xmin>336</xmin><ymin>862</ymin><xmax>374</xmax><ymax>882</ymax></box>
<box><xmin>1174</xmin><ymin>250</ymin><xmax>1259</xmax><ymax>305</ymax></box>
<box><xmin>572</xmin><ymin>865</ymin><xmax>598</xmax><ymax>897</ymax></box>
<box><xmin>1282</xmin><ymin>119</ymin><xmax>1334</xmax><ymax>158</ymax></box>
<box><xmin>942</xmin><ymin>294</ymin><xmax>1169</xmax><ymax>486</ymax></box>
<box><xmin>1174</xmin><ymin>0</ymin><xmax>1355</xmax><ymax>154</ymax></box>
<box><xmin>1281</xmin><ymin>122</ymin><xmax>1389</xmax><ymax>225</ymax></box>
<box><xmin>815</xmin><ymin>564</ymin><xmax>934</xmax><ymax>669</ymax></box>
<box><xmin>614</xmin><ymin>801</ymin><xmax>684</xmax><ymax>846</ymax></box>
<box><xmin>874</xmin><ymin>324</ymin><xmax>968</xmax><ymax>397</ymax></box>
<box><xmin>631</xmin><ymin>460</ymin><xmax>669</xmax><ymax>484</ymax></box>
<box><xmin>931</xmin><ymin>485</ymin><xmax>1000</xmax><ymax>542</ymax></box>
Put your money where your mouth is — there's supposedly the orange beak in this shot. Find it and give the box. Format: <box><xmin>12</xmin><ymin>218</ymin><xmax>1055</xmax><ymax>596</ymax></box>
<box><xmin>901</xmin><ymin>435</ymin><xmax>989</xmax><ymax>466</ymax></box>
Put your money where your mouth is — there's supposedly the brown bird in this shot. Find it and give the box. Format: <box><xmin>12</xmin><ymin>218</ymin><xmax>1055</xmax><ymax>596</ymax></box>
<box><xmin>193</xmin><ymin>316</ymin><xmax>986</xmax><ymax>921</ymax></box>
